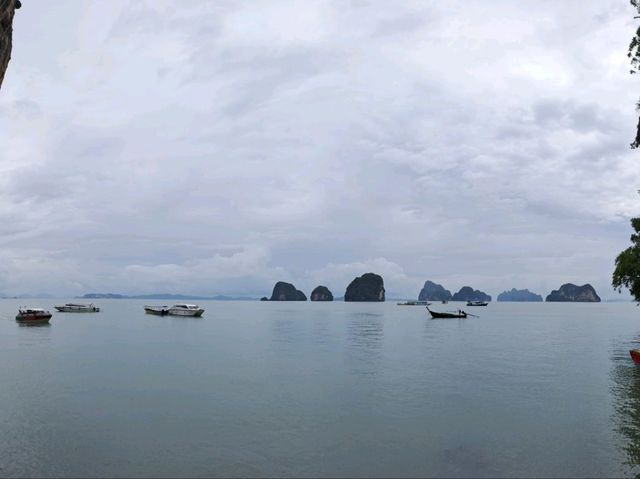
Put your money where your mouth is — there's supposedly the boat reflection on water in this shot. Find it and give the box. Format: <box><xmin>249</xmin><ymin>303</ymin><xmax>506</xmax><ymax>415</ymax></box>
<box><xmin>611</xmin><ymin>340</ymin><xmax>640</xmax><ymax>476</ymax></box>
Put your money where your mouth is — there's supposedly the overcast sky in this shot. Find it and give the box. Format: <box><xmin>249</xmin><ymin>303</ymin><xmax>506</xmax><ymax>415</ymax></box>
<box><xmin>0</xmin><ymin>0</ymin><xmax>638</xmax><ymax>299</ymax></box>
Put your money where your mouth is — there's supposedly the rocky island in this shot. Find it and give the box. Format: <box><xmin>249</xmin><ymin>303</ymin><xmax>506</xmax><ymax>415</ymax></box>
<box><xmin>269</xmin><ymin>281</ymin><xmax>307</xmax><ymax>301</ymax></box>
<box><xmin>497</xmin><ymin>288</ymin><xmax>543</xmax><ymax>302</ymax></box>
<box><xmin>310</xmin><ymin>285</ymin><xmax>333</xmax><ymax>301</ymax></box>
<box><xmin>344</xmin><ymin>273</ymin><xmax>385</xmax><ymax>302</ymax></box>
<box><xmin>545</xmin><ymin>283</ymin><xmax>600</xmax><ymax>302</ymax></box>
<box><xmin>451</xmin><ymin>286</ymin><xmax>491</xmax><ymax>302</ymax></box>
<box><xmin>418</xmin><ymin>281</ymin><xmax>452</xmax><ymax>302</ymax></box>
<box><xmin>0</xmin><ymin>0</ymin><xmax>20</xmax><ymax>89</ymax></box>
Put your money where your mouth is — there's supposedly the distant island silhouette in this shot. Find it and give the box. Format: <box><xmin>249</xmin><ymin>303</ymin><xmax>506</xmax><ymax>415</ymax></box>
<box><xmin>80</xmin><ymin>293</ymin><xmax>257</xmax><ymax>301</ymax></box>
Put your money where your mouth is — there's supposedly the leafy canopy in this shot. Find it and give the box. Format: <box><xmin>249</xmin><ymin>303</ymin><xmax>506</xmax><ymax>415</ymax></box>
<box><xmin>630</xmin><ymin>1</ymin><xmax>640</xmax><ymax>147</ymax></box>
<box><xmin>613</xmin><ymin>218</ymin><xmax>640</xmax><ymax>301</ymax></box>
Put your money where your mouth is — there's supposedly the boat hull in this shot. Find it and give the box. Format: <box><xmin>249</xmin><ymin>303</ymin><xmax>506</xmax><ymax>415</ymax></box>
<box><xmin>168</xmin><ymin>309</ymin><xmax>204</xmax><ymax>317</ymax></box>
<box><xmin>144</xmin><ymin>306</ymin><xmax>169</xmax><ymax>316</ymax></box>
<box><xmin>631</xmin><ymin>349</ymin><xmax>640</xmax><ymax>364</ymax></box>
<box><xmin>16</xmin><ymin>314</ymin><xmax>52</xmax><ymax>324</ymax></box>
<box><xmin>55</xmin><ymin>305</ymin><xmax>99</xmax><ymax>312</ymax></box>
<box><xmin>427</xmin><ymin>308</ymin><xmax>467</xmax><ymax>319</ymax></box>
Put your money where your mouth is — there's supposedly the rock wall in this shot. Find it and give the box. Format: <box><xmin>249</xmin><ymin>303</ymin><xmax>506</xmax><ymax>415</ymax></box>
<box><xmin>269</xmin><ymin>281</ymin><xmax>307</xmax><ymax>301</ymax></box>
<box><xmin>0</xmin><ymin>0</ymin><xmax>20</xmax><ymax>89</ymax></box>
<box><xmin>497</xmin><ymin>288</ymin><xmax>543</xmax><ymax>302</ymax></box>
<box><xmin>418</xmin><ymin>281</ymin><xmax>452</xmax><ymax>301</ymax></box>
<box><xmin>310</xmin><ymin>285</ymin><xmax>333</xmax><ymax>301</ymax></box>
<box><xmin>344</xmin><ymin>273</ymin><xmax>385</xmax><ymax>302</ymax></box>
<box><xmin>545</xmin><ymin>283</ymin><xmax>600</xmax><ymax>302</ymax></box>
<box><xmin>451</xmin><ymin>286</ymin><xmax>491</xmax><ymax>302</ymax></box>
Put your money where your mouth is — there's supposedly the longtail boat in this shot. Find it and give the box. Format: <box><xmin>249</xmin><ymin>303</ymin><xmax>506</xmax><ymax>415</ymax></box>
<box><xmin>630</xmin><ymin>349</ymin><xmax>640</xmax><ymax>364</ymax></box>
<box><xmin>427</xmin><ymin>307</ymin><xmax>467</xmax><ymax>319</ymax></box>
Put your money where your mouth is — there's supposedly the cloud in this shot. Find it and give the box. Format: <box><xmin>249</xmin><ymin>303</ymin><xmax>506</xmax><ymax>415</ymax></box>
<box><xmin>0</xmin><ymin>0</ymin><xmax>636</xmax><ymax>299</ymax></box>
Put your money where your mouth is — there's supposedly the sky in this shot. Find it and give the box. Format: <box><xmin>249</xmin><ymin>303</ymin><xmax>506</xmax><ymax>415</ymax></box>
<box><xmin>0</xmin><ymin>0</ymin><xmax>638</xmax><ymax>299</ymax></box>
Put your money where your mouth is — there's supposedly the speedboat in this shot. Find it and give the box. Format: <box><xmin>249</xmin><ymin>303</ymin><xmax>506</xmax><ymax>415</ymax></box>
<box><xmin>466</xmin><ymin>300</ymin><xmax>488</xmax><ymax>306</ymax></box>
<box><xmin>168</xmin><ymin>304</ymin><xmax>205</xmax><ymax>317</ymax></box>
<box><xmin>55</xmin><ymin>303</ymin><xmax>100</xmax><ymax>312</ymax></box>
<box><xmin>16</xmin><ymin>308</ymin><xmax>52</xmax><ymax>324</ymax></box>
<box><xmin>144</xmin><ymin>305</ymin><xmax>169</xmax><ymax>316</ymax></box>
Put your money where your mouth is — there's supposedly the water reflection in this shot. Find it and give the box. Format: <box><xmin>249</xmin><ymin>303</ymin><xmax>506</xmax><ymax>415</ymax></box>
<box><xmin>611</xmin><ymin>339</ymin><xmax>640</xmax><ymax>477</ymax></box>
<box><xmin>346</xmin><ymin>312</ymin><xmax>384</xmax><ymax>375</ymax></box>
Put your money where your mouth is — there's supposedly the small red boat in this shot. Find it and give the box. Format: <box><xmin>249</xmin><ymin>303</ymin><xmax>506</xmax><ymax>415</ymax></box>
<box><xmin>630</xmin><ymin>349</ymin><xmax>640</xmax><ymax>364</ymax></box>
<box><xmin>16</xmin><ymin>308</ymin><xmax>52</xmax><ymax>324</ymax></box>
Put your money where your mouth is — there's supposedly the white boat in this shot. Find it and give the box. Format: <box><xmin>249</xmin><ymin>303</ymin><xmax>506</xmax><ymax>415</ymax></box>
<box><xmin>54</xmin><ymin>303</ymin><xmax>100</xmax><ymax>312</ymax></box>
<box><xmin>168</xmin><ymin>304</ymin><xmax>204</xmax><ymax>317</ymax></box>
<box><xmin>144</xmin><ymin>305</ymin><xmax>169</xmax><ymax>316</ymax></box>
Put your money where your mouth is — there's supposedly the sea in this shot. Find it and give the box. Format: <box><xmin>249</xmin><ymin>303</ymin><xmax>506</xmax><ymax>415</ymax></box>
<box><xmin>0</xmin><ymin>299</ymin><xmax>639</xmax><ymax>477</ymax></box>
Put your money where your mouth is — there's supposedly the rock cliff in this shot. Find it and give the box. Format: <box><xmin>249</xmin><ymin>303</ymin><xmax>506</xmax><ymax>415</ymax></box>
<box><xmin>0</xmin><ymin>0</ymin><xmax>20</xmax><ymax>89</ymax></box>
<box><xmin>418</xmin><ymin>281</ymin><xmax>452</xmax><ymax>301</ymax></box>
<box><xmin>310</xmin><ymin>285</ymin><xmax>333</xmax><ymax>301</ymax></box>
<box><xmin>497</xmin><ymin>288</ymin><xmax>543</xmax><ymax>302</ymax></box>
<box><xmin>451</xmin><ymin>286</ymin><xmax>491</xmax><ymax>302</ymax></box>
<box><xmin>545</xmin><ymin>283</ymin><xmax>600</xmax><ymax>302</ymax></box>
<box><xmin>269</xmin><ymin>281</ymin><xmax>307</xmax><ymax>301</ymax></box>
<box><xmin>344</xmin><ymin>273</ymin><xmax>385</xmax><ymax>302</ymax></box>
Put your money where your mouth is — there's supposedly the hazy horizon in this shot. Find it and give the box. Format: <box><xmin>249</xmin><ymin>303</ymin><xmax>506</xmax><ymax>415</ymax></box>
<box><xmin>0</xmin><ymin>1</ymin><xmax>638</xmax><ymax>300</ymax></box>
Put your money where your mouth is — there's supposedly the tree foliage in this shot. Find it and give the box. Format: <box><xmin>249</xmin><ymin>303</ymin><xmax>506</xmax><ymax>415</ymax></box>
<box><xmin>613</xmin><ymin>218</ymin><xmax>640</xmax><ymax>301</ymax></box>
<box><xmin>630</xmin><ymin>1</ymin><xmax>640</xmax><ymax>147</ymax></box>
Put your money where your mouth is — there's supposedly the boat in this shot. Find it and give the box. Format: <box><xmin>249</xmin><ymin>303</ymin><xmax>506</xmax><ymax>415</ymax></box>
<box><xmin>167</xmin><ymin>304</ymin><xmax>205</xmax><ymax>317</ymax></box>
<box><xmin>631</xmin><ymin>349</ymin><xmax>640</xmax><ymax>364</ymax></box>
<box><xmin>466</xmin><ymin>300</ymin><xmax>489</xmax><ymax>306</ymax></box>
<box><xmin>441</xmin><ymin>300</ymin><xmax>448</xmax><ymax>304</ymax></box>
<box><xmin>397</xmin><ymin>300</ymin><xmax>431</xmax><ymax>306</ymax></box>
<box><xmin>144</xmin><ymin>305</ymin><xmax>169</xmax><ymax>316</ymax></box>
<box><xmin>427</xmin><ymin>307</ymin><xmax>467</xmax><ymax>319</ymax></box>
<box><xmin>16</xmin><ymin>308</ymin><xmax>52</xmax><ymax>324</ymax></box>
<box><xmin>55</xmin><ymin>303</ymin><xmax>100</xmax><ymax>312</ymax></box>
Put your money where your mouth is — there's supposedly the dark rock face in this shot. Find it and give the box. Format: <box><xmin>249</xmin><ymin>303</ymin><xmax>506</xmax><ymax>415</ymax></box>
<box><xmin>452</xmin><ymin>286</ymin><xmax>491</xmax><ymax>302</ymax></box>
<box><xmin>344</xmin><ymin>273</ymin><xmax>385</xmax><ymax>302</ymax></box>
<box><xmin>497</xmin><ymin>288</ymin><xmax>543</xmax><ymax>302</ymax></box>
<box><xmin>418</xmin><ymin>281</ymin><xmax>452</xmax><ymax>301</ymax></box>
<box><xmin>310</xmin><ymin>285</ymin><xmax>333</xmax><ymax>301</ymax></box>
<box><xmin>269</xmin><ymin>281</ymin><xmax>307</xmax><ymax>301</ymax></box>
<box><xmin>545</xmin><ymin>283</ymin><xmax>600</xmax><ymax>302</ymax></box>
<box><xmin>0</xmin><ymin>0</ymin><xmax>20</xmax><ymax>89</ymax></box>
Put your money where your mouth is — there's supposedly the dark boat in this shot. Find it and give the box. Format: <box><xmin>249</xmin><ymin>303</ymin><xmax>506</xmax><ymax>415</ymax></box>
<box><xmin>144</xmin><ymin>305</ymin><xmax>169</xmax><ymax>316</ymax></box>
<box><xmin>16</xmin><ymin>308</ymin><xmax>52</xmax><ymax>324</ymax></box>
<box><xmin>631</xmin><ymin>349</ymin><xmax>640</xmax><ymax>364</ymax></box>
<box><xmin>397</xmin><ymin>300</ymin><xmax>431</xmax><ymax>306</ymax></box>
<box><xmin>427</xmin><ymin>307</ymin><xmax>467</xmax><ymax>319</ymax></box>
<box><xmin>466</xmin><ymin>301</ymin><xmax>488</xmax><ymax>306</ymax></box>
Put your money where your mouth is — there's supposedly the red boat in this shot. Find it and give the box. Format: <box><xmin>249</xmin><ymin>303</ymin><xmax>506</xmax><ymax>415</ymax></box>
<box><xmin>16</xmin><ymin>308</ymin><xmax>52</xmax><ymax>324</ymax></box>
<box><xmin>630</xmin><ymin>349</ymin><xmax>640</xmax><ymax>364</ymax></box>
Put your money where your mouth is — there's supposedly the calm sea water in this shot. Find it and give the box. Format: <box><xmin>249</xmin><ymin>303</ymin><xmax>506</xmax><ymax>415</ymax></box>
<box><xmin>1</xmin><ymin>299</ymin><xmax>639</xmax><ymax>477</ymax></box>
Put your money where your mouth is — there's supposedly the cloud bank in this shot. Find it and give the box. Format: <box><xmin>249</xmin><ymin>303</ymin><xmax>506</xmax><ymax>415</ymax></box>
<box><xmin>0</xmin><ymin>0</ymin><xmax>637</xmax><ymax>299</ymax></box>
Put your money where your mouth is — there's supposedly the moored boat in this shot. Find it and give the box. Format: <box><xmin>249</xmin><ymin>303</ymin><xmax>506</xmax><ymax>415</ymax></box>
<box><xmin>144</xmin><ymin>305</ymin><xmax>169</xmax><ymax>316</ymax></box>
<box><xmin>168</xmin><ymin>304</ymin><xmax>205</xmax><ymax>317</ymax></box>
<box><xmin>631</xmin><ymin>349</ymin><xmax>640</xmax><ymax>364</ymax></box>
<box><xmin>466</xmin><ymin>300</ymin><xmax>488</xmax><ymax>306</ymax></box>
<box><xmin>427</xmin><ymin>307</ymin><xmax>467</xmax><ymax>319</ymax></box>
<box><xmin>16</xmin><ymin>308</ymin><xmax>52</xmax><ymax>324</ymax></box>
<box><xmin>55</xmin><ymin>303</ymin><xmax>100</xmax><ymax>312</ymax></box>
<box><xmin>397</xmin><ymin>300</ymin><xmax>431</xmax><ymax>306</ymax></box>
